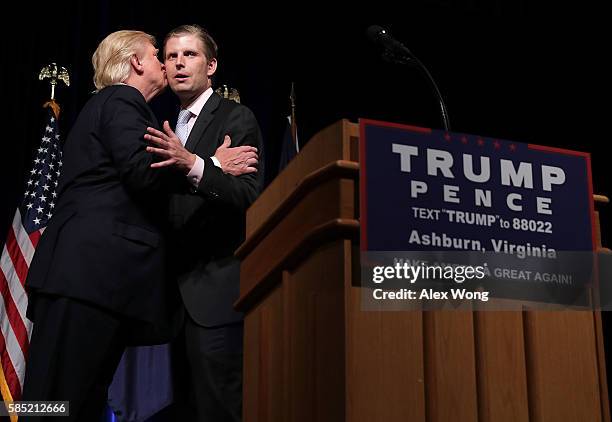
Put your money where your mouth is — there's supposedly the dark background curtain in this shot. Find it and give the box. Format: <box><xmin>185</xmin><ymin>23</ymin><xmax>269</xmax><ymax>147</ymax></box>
<box><xmin>0</xmin><ymin>0</ymin><xmax>607</xmax><ymax>398</ymax></box>
<box><xmin>0</xmin><ymin>2</ymin><xmax>605</xmax><ymax>233</ymax></box>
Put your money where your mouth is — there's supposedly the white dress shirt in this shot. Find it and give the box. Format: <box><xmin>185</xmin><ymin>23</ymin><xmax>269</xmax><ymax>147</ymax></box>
<box><xmin>182</xmin><ymin>87</ymin><xmax>222</xmax><ymax>187</ymax></box>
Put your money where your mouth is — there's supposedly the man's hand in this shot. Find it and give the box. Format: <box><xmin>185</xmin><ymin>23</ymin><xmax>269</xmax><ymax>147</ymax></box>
<box><xmin>214</xmin><ymin>135</ymin><xmax>259</xmax><ymax>176</ymax></box>
<box><xmin>145</xmin><ymin>121</ymin><xmax>196</xmax><ymax>174</ymax></box>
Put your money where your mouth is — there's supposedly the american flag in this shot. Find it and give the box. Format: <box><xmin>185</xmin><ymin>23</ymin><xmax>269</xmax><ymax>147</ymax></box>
<box><xmin>0</xmin><ymin>103</ymin><xmax>63</xmax><ymax>406</ymax></box>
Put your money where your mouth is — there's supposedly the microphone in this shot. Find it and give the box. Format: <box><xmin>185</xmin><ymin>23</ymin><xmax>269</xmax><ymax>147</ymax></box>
<box><xmin>366</xmin><ymin>25</ymin><xmax>451</xmax><ymax>131</ymax></box>
<box><xmin>366</xmin><ymin>25</ymin><xmax>413</xmax><ymax>60</ymax></box>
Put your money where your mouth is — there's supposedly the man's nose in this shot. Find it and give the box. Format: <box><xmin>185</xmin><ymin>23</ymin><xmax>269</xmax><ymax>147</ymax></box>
<box><xmin>175</xmin><ymin>54</ymin><xmax>185</xmax><ymax>68</ymax></box>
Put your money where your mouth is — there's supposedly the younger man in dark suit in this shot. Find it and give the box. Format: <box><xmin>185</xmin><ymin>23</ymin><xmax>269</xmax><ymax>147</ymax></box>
<box><xmin>145</xmin><ymin>25</ymin><xmax>264</xmax><ymax>421</ymax></box>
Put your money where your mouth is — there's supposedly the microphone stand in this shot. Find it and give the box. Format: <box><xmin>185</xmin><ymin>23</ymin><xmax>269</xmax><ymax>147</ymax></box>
<box><xmin>382</xmin><ymin>46</ymin><xmax>451</xmax><ymax>132</ymax></box>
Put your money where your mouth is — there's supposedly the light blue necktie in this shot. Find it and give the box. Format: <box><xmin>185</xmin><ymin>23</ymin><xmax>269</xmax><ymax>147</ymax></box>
<box><xmin>175</xmin><ymin>109</ymin><xmax>192</xmax><ymax>146</ymax></box>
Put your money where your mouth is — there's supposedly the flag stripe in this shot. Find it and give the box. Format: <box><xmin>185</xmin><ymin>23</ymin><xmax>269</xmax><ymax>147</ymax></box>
<box><xmin>29</xmin><ymin>230</ymin><xmax>41</xmax><ymax>249</ymax></box>
<box><xmin>0</xmin><ymin>244</ymin><xmax>31</xmax><ymax>342</ymax></box>
<box><xmin>0</xmin><ymin>258</ymin><xmax>30</xmax><ymax>358</ymax></box>
<box><xmin>0</xmin><ymin>358</ymin><xmax>19</xmax><ymax>422</ymax></box>
<box><xmin>5</xmin><ymin>228</ymin><xmax>30</xmax><ymax>288</ymax></box>
<box><xmin>0</xmin><ymin>326</ymin><xmax>21</xmax><ymax>400</ymax></box>
<box><xmin>13</xmin><ymin>211</ymin><xmax>36</xmax><ymax>266</ymax></box>
<box><xmin>1</xmin><ymin>228</ymin><xmax>31</xmax><ymax>331</ymax></box>
<box><xmin>0</xmin><ymin>282</ymin><xmax>26</xmax><ymax>398</ymax></box>
<box><xmin>4</xmin><ymin>225</ymin><xmax>32</xmax><ymax>318</ymax></box>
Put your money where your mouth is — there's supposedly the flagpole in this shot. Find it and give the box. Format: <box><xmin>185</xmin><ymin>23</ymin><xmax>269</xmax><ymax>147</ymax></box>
<box><xmin>290</xmin><ymin>82</ymin><xmax>298</xmax><ymax>151</ymax></box>
<box><xmin>39</xmin><ymin>63</ymin><xmax>70</xmax><ymax>119</ymax></box>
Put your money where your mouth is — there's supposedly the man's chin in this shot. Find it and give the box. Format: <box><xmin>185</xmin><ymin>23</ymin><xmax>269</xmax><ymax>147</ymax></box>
<box><xmin>169</xmin><ymin>83</ymin><xmax>189</xmax><ymax>93</ymax></box>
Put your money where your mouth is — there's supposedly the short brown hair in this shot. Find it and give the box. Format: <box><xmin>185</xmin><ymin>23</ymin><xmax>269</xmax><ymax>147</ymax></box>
<box><xmin>164</xmin><ymin>24</ymin><xmax>218</xmax><ymax>61</ymax></box>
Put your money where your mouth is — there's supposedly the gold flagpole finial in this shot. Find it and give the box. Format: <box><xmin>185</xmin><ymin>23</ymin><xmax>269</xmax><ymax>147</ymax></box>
<box><xmin>215</xmin><ymin>84</ymin><xmax>241</xmax><ymax>103</ymax></box>
<box><xmin>39</xmin><ymin>63</ymin><xmax>70</xmax><ymax>101</ymax></box>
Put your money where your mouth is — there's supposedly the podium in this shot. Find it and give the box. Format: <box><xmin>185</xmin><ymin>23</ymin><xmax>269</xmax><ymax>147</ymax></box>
<box><xmin>236</xmin><ymin>120</ymin><xmax>610</xmax><ymax>422</ymax></box>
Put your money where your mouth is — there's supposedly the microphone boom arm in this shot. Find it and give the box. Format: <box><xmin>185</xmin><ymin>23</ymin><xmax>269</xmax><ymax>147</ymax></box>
<box><xmin>376</xmin><ymin>29</ymin><xmax>451</xmax><ymax>132</ymax></box>
<box><xmin>411</xmin><ymin>55</ymin><xmax>451</xmax><ymax>132</ymax></box>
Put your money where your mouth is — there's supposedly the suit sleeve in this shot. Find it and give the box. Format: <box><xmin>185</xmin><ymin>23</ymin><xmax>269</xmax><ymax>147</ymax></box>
<box><xmin>196</xmin><ymin>106</ymin><xmax>265</xmax><ymax>212</ymax></box>
<box><xmin>99</xmin><ymin>90</ymin><xmax>167</xmax><ymax>194</ymax></box>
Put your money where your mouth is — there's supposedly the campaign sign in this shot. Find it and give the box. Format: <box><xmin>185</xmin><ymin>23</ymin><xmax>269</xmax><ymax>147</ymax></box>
<box><xmin>359</xmin><ymin>119</ymin><xmax>596</xmax><ymax>309</ymax></box>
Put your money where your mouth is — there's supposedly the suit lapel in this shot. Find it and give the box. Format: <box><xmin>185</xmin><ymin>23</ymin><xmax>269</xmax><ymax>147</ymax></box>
<box><xmin>184</xmin><ymin>93</ymin><xmax>221</xmax><ymax>153</ymax></box>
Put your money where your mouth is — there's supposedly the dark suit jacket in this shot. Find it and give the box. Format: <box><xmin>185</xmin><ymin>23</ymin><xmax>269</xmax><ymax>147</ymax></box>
<box><xmin>169</xmin><ymin>92</ymin><xmax>264</xmax><ymax>327</ymax></box>
<box><xmin>26</xmin><ymin>85</ymin><xmax>181</xmax><ymax>343</ymax></box>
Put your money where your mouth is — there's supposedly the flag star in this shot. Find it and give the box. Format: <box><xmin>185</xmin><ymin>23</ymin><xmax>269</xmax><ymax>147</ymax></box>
<box><xmin>26</xmin><ymin>203</ymin><xmax>33</xmax><ymax>209</ymax></box>
<box><xmin>30</xmin><ymin>168</ymin><xmax>37</xmax><ymax>175</ymax></box>
<box><xmin>45</xmin><ymin>126</ymin><xmax>52</xmax><ymax>132</ymax></box>
<box><xmin>24</xmin><ymin>190</ymin><xmax>30</xmax><ymax>196</ymax></box>
<box><xmin>55</xmin><ymin>134</ymin><xmax>60</xmax><ymax>140</ymax></box>
<box><xmin>27</xmin><ymin>180</ymin><xmax>33</xmax><ymax>186</ymax></box>
<box><xmin>52</xmin><ymin>192</ymin><xmax>58</xmax><ymax>198</ymax></box>
<box><xmin>33</xmin><ymin>218</ymin><xmax>41</xmax><ymax>225</ymax></box>
<box><xmin>47</xmin><ymin>212</ymin><xmax>53</xmax><ymax>219</ymax></box>
<box><xmin>34</xmin><ymin>158</ymin><xmax>41</xmax><ymax>164</ymax></box>
<box><xmin>56</xmin><ymin>171</ymin><xmax>60</xmax><ymax>176</ymax></box>
<box><xmin>42</xmin><ymin>136</ymin><xmax>50</xmax><ymax>143</ymax></box>
<box><xmin>38</xmin><ymin>169</ymin><xmax>43</xmax><ymax>175</ymax></box>
<box><xmin>49</xmin><ymin>202</ymin><xmax>55</xmax><ymax>209</ymax></box>
<box><xmin>51</xmin><ymin>153</ymin><xmax>56</xmax><ymax>159</ymax></box>
<box><xmin>46</xmin><ymin>174</ymin><xmax>53</xmax><ymax>180</ymax></box>
<box><xmin>59</xmin><ymin>161</ymin><xmax>63</xmax><ymax>166</ymax></box>
<box><xmin>40</xmin><ymin>195</ymin><xmax>47</xmax><ymax>202</ymax></box>
<box><xmin>30</xmin><ymin>191</ymin><xmax>37</xmax><ymax>197</ymax></box>
<box><xmin>38</xmin><ymin>147</ymin><xmax>44</xmax><ymax>153</ymax></box>
<box><xmin>49</xmin><ymin>163</ymin><xmax>55</xmax><ymax>170</ymax></box>
<box><xmin>34</xmin><ymin>181</ymin><xmax>39</xmax><ymax>186</ymax></box>
<box><xmin>54</xmin><ymin>181</ymin><xmax>58</xmax><ymax>187</ymax></box>
<box><xmin>43</xmin><ymin>148</ymin><xmax>48</xmax><ymax>153</ymax></box>
<box><xmin>36</xmin><ymin>206</ymin><xmax>44</xmax><ymax>213</ymax></box>
<box><xmin>43</xmin><ymin>184</ymin><xmax>50</xmax><ymax>191</ymax></box>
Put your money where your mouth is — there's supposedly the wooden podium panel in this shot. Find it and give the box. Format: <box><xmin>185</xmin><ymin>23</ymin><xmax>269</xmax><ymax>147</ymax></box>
<box><xmin>236</xmin><ymin>120</ymin><xmax>610</xmax><ymax>422</ymax></box>
<box><xmin>473</xmin><ymin>311</ymin><xmax>530</xmax><ymax>421</ymax></box>
<box><xmin>523</xmin><ymin>311</ymin><xmax>603</xmax><ymax>421</ymax></box>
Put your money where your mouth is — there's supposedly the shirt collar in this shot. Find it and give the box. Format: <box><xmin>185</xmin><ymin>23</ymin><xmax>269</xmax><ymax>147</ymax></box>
<box><xmin>184</xmin><ymin>87</ymin><xmax>214</xmax><ymax>118</ymax></box>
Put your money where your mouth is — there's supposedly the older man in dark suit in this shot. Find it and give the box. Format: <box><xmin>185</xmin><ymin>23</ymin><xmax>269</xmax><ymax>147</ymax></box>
<box><xmin>22</xmin><ymin>30</ymin><xmax>178</xmax><ymax>421</ymax></box>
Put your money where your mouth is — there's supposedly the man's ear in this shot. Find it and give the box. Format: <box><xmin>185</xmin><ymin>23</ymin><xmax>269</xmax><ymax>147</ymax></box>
<box><xmin>130</xmin><ymin>54</ymin><xmax>144</xmax><ymax>74</ymax></box>
<box><xmin>207</xmin><ymin>58</ymin><xmax>218</xmax><ymax>77</ymax></box>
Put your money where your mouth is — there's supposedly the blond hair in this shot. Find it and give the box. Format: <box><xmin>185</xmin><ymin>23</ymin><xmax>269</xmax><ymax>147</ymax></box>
<box><xmin>92</xmin><ymin>30</ymin><xmax>156</xmax><ymax>90</ymax></box>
